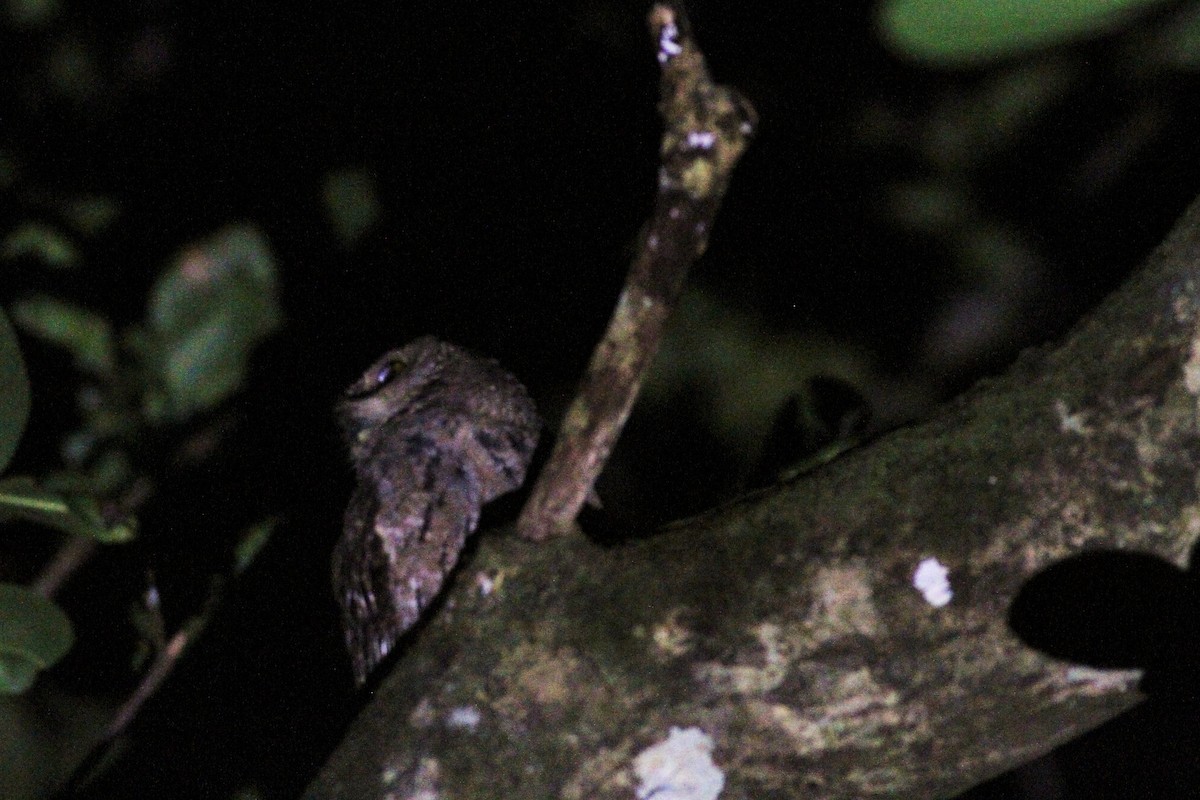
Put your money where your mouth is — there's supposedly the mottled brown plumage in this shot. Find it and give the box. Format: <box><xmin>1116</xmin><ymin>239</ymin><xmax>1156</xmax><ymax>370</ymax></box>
<box><xmin>334</xmin><ymin>337</ymin><xmax>539</xmax><ymax>684</ymax></box>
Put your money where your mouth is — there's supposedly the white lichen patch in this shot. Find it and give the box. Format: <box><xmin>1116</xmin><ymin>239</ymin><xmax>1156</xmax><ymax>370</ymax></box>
<box><xmin>445</xmin><ymin>705</ymin><xmax>482</xmax><ymax>732</ymax></box>
<box><xmin>1184</xmin><ymin>322</ymin><xmax>1200</xmax><ymax>395</ymax></box>
<box><xmin>657</xmin><ymin>19</ymin><xmax>683</xmax><ymax>64</ymax></box>
<box><xmin>1054</xmin><ymin>398</ymin><xmax>1092</xmax><ymax>436</ymax></box>
<box><xmin>912</xmin><ymin>557</ymin><xmax>952</xmax><ymax>607</ymax></box>
<box><xmin>693</xmin><ymin>622</ymin><xmax>789</xmax><ymax>694</ymax></box>
<box><xmin>633</xmin><ymin>727</ymin><xmax>724</xmax><ymax>800</ymax></box>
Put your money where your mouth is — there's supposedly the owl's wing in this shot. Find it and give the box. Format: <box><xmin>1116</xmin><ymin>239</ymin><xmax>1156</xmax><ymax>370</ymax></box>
<box><xmin>460</xmin><ymin>418</ymin><xmax>540</xmax><ymax>503</ymax></box>
<box><xmin>332</xmin><ymin>455</ymin><xmax>482</xmax><ymax>685</ymax></box>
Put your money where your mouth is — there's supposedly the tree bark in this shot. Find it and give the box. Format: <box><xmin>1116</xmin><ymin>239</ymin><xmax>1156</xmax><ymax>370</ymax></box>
<box><xmin>305</xmin><ymin>195</ymin><xmax>1200</xmax><ymax>798</ymax></box>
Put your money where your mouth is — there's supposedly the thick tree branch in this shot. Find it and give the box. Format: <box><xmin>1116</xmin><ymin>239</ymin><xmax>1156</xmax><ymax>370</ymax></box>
<box><xmin>305</xmin><ymin>190</ymin><xmax>1200</xmax><ymax>797</ymax></box>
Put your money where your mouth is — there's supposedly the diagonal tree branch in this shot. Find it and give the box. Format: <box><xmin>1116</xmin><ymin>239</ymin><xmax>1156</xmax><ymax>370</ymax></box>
<box><xmin>305</xmin><ymin>192</ymin><xmax>1200</xmax><ymax>799</ymax></box>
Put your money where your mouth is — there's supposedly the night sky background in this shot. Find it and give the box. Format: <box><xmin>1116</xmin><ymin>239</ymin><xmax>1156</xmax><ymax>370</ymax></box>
<box><xmin>4</xmin><ymin>0</ymin><xmax>1200</xmax><ymax>797</ymax></box>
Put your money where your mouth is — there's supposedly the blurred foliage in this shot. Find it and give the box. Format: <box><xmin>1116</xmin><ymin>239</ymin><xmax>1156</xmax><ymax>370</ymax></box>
<box><xmin>0</xmin><ymin>4</ymin><xmax>285</xmax><ymax>786</ymax></box>
<box><xmin>878</xmin><ymin>0</ymin><xmax>1173</xmax><ymax>65</ymax></box>
<box><xmin>140</xmin><ymin>225</ymin><xmax>280</xmax><ymax>421</ymax></box>
<box><xmin>3</xmin><ymin>0</ymin><xmax>61</xmax><ymax>30</ymax></box>
<box><xmin>842</xmin><ymin>0</ymin><xmax>1200</xmax><ymax>394</ymax></box>
<box><xmin>0</xmin><ymin>477</ymin><xmax>134</xmax><ymax>543</ymax></box>
<box><xmin>1</xmin><ymin>213</ymin><xmax>279</xmax><ymax>703</ymax></box>
<box><xmin>646</xmin><ymin>287</ymin><xmax>875</xmax><ymax>477</ymax></box>
<box><xmin>0</xmin><ymin>311</ymin><xmax>31</xmax><ymax>473</ymax></box>
<box><xmin>233</xmin><ymin>517</ymin><xmax>279</xmax><ymax>576</ymax></box>
<box><xmin>0</xmin><ymin>584</ymin><xmax>72</xmax><ymax>695</ymax></box>
<box><xmin>1</xmin><ymin>223</ymin><xmax>80</xmax><ymax>269</ymax></box>
<box><xmin>1158</xmin><ymin>3</ymin><xmax>1200</xmax><ymax>68</ymax></box>
<box><xmin>322</xmin><ymin>168</ymin><xmax>381</xmax><ymax>248</ymax></box>
<box><xmin>9</xmin><ymin>297</ymin><xmax>114</xmax><ymax>375</ymax></box>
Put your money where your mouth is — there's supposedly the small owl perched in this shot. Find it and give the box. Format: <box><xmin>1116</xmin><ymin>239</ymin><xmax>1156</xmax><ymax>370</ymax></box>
<box><xmin>333</xmin><ymin>337</ymin><xmax>540</xmax><ymax>685</ymax></box>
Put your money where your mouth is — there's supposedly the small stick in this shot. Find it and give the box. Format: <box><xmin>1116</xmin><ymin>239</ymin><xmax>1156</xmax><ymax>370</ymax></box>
<box><xmin>57</xmin><ymin>598</ymin><xmax>214</xmax><ymax>796</ymax></box>
<box><xmin>518</xmin><ymin>1</ymin><xmax>756</xmax><ymax>540</ymax></box>
<box><xmin>31</xmin><ymin>535</ymin><xmax>97</xmax><ymax>598</ymax></box>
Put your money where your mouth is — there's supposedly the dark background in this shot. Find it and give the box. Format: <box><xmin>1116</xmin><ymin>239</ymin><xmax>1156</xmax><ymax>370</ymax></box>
<box><xmin>3</xmin><ymin>0</ymin><xmax>1200</xmax><ymax>797</ymax></box>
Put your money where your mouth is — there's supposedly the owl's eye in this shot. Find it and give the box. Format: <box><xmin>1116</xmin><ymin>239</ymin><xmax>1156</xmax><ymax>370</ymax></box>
<box><xmin>375</xmin><ymin>359</ymin><xmax>405</xmax><ymax>386</ymax></box>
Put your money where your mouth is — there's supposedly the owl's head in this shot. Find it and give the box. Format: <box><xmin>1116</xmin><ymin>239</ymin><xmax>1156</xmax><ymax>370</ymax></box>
<box><xmin>336</xmin><ymin>336</ymin><xmax>443</xmax><ymax>460</ymax></box>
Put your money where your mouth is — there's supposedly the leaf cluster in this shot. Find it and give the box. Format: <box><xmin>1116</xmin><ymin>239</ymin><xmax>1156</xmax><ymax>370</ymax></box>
<box><xmin>0</xmin><ymin>223</ymin><xmax>281</xmax><ymax>694</ymax></box>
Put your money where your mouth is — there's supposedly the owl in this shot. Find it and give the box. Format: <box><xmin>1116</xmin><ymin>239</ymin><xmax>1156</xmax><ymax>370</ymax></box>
<box><xmin>334</xmin><ymin>336</ymin><xmax>540</xmax><ymax>684</ymax></box>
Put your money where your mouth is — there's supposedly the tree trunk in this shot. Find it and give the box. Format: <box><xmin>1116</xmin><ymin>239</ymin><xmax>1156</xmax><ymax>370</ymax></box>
<box><xmin>305</xmin><ymin>195</ymin><xmax>1200</xmax><ymax>799</ymax></box>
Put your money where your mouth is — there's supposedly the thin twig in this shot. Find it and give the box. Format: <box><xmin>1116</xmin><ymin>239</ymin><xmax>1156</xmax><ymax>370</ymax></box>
<box><xmin>31</xmin><ymin>535</ymin><xmax>97</xmax><ymax>598</ymax></box>
<box><xmin>56</xmin><ymin>599</ymin><xmax>214</xmax><ymax>796</ymax></box>
<box><xmin>102</xmin><ymin>620</ymin><xmax>203</xmax><ymax>742</ymax></box>
<box><xmin>31</xmin><ymin>475</ymin><xmax>153</xmax><ymax>598</ymax></box>
<box><xmin>518</xmin><ymin>1</ymin><xmax>757</xmax><ymax>540</ymax></box>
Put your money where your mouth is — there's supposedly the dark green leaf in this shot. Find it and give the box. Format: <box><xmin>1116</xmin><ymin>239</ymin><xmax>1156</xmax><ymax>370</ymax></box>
<box><xmin>0</xmin><ymin>310</ymin><xmax>31</xmax><ymax>473</ymax></box>
<box><xmin>0</xmin><ymin>583</ymin><xmax>73</xmax><ymax>693</ymax></box>
<box><xmin>878</xmin><ymin>0</ymin><xmax>1169</xmax><ymax>65</ymax></box>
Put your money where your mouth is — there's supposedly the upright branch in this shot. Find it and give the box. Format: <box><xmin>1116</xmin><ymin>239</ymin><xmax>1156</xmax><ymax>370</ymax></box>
<box><xmin>517</xmin><ymin>1</ymin><xmax>757</xmax><ymax>541</ymax></box>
